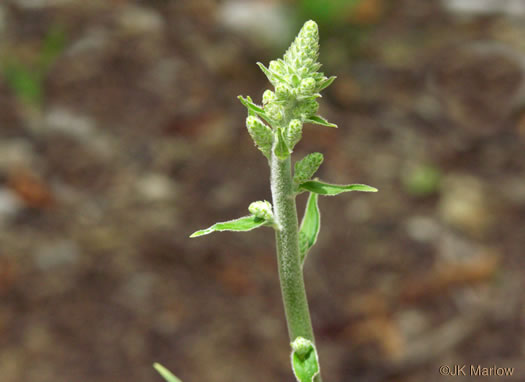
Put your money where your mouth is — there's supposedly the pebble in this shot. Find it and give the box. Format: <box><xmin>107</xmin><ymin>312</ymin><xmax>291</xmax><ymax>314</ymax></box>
<box><xmin>405</xmin><ymin>216</ymin><xmax>441</xmax><ymax>243</ymax></box>
<box><xmin>117</xmin><ymin>5</ymin><xmax>164</xmax><ymax>35</ymax></box>
<box><xmin>0</xmin><ymin>188</ymin><xmax>24</xmax><ymax>223</ymax></box>
<box><xmin>44</xmin><ymin>107</ymin><xmax>114</xmax><ymax>158</ymax></box>
<box><xmin>443</xmin><ymin>0</ymin><xmax>525</xmax><ymax>16</ymax></box>
<box><xmin>439</xmin><ymin>175</ymin><xmax>492</xmax><ymax>236</ymax></box>
<box><xmin>33</xmin><ymin>240</ymin><xmax>79</xmax><ymax>271</ymax></box>
<box><xmin>136</xmin><ymin>173</ymin><xmax>177</xmax><ymax>202</ymax></box>
<box><xmin>45</xmin><ymin>107</ymin><xmax>95</xmax><ymax>139</ymax></box>
<box><xmin>218</xmin><ymin>0</ymin><xmax>292</xmax><ymax>47</ymax></box>
<box><xmin>12</xmin><ymin>0</ymin><xmax>76</xmax><ymax>9</ymax></box>
<box><xmin>66</xmin><ymin>26</ymin><xmax>109</xmax><ymax>56</ymax></box>
<box><xmin>0</xmin><ymin>140</ymin><xmax>35</xmax><ymax>171</ymax></box>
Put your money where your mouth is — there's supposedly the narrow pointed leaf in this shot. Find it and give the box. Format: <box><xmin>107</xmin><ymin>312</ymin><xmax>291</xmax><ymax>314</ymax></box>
<box><xmin>153</xmin><ymin>363</ymin><xmax>182</xmax><ymax>382</ymax></box>
<box><xmin>39</xmin><ymin>25</ymin><xmax>67</xmax><ymax>72</ymax></box>
<box><xmin>256</xmin><ymin>62</ymin><xmax>285</xmax><ymax>85</ymax></box>
<box><xmin>290</xmin><ymin>337</ymin><xmax>320</xmax><ymax>382</ymax></box>
<box><xmin>304</xmin><ymin>115</ymin><xmax>337</xmax><ymax>128</ymax></box>
<box><xmin>238</xmin><ymin>95</ymin><xmax>265</xmax><ymax>114</ymax></box>
<box><xmin>299</xmin><ymin>192</ymin><xmax>320</xmax><ymax>263</ymax></box>
<box><xmin>274</xmin><ymin>128</ymin><xmax>290</xmax><ymax>160</ymax></box>
<box><xmin>245</xmin><ymin>96</ymin><xmax>257</xmax><ymax>117</ymax></box>
<box><xmin>238</xmin><ymin>96</ymin><xmax>272</xmax><ymax>124</ymax></box>
<box><xmin>291</xmin><ymin>74</ymin><xmax>301</xmax><ymax>87</ymax></box>
<box><xmin>299</xmin><ymin>180</ymin><xmax>378</xmax><ymax>196</ymax></box>
<box><xmin>190</xmin><ymin>215</ymin><xmax>265</xmax><ymax>238</ymax></box>
<box><xmin>317</xmin><ymin>76</ymin><xmax>336</xmax><ymax>91</ymax></box>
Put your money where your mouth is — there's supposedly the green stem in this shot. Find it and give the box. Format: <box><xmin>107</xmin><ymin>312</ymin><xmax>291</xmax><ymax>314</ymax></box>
<box><xmin>270</xmin><ymin>154</ymin><xmax>322</xmax><ymax>382</ymax></box>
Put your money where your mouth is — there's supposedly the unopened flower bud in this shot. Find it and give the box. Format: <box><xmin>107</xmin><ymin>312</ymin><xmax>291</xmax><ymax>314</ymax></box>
<box><xmin>299</xmin><ymin>77</ymin><xmax>316</xmax><ymax>95</ymax></box>
<box><xmin>291</xmin><ymin>337</ymin><xmax>313</xmax><ymax>359</ymax></box>
<box><xmin>269</xmin><ymin>60</ymin><xmax>285</xmax><ymax>75</ymax></box>
<box><xmin>248</xmin><ymin>200</ymin><xmax>273</xmax><ymax>220</ymax></box>
<box><xmin>275</xmin><ymin>84</ymin><xmax>293</xmax><ymax>101</ymax></box>
<box><xmin>303</xmin><ymin>58</ymin><xmax>314</xmax><ymax>68</ymax></box>
<box><xmin>262</xmin><ymin>89</ymin><xmax>275</xmax><ymax>105</ymax></box>
<box><xmin>297</xmin><ymin>66</ymin><xmax>309</xmax><ymax>77</ymax></box>
<box><xmin>299</xmin><ymin>98</ymin><xmax>319</xmax><ymax>116</ymax></box>
<box><xmin>265</xmin><ymin>102</ymin><xmax>284</xmax><ymax>122</ymax></box>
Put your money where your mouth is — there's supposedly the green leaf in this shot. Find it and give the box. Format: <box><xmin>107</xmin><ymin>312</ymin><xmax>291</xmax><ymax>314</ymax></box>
<box><xmin>190</xmin><ymin>215</ymin><xmax>266</xmax><ymax>238</ymax></box>
<box><xmin>238</xmin><ymin>95</ymin><xmax>265</xmax><ymax>114</ymax></box>
<box><xmin>317</xmin><ymin>76</ymin><xmax>336</xmax><ymax>91</ymax></box>
<box><xmin>238</xmin><ymin>96</ymin><xmax>272</xmax><ymax>124</ymax></box>
<box><xmin>2</xmin><ymin>61</ymin><xmax>43</xmax><ymax>106</ymax></box>
<box><xmin>153</xmin><ymin>363</ymin><xmax>182</xmax><ymax>382</ymax></box>
<box><xmin>256</xmin><ymin>62</ymin><xmax>285</xmax><ymax>85</ymax></box>
<box><xmin>39</xmin><ymin>24</ymin><xmax>67</xmax><ymax>72</ymax></box>
<box><xmin>291</xmin><ymin>74</ymin><xmax>301</xmax><ymax>87</ymax></box>
<box><xmin>274</xmin><ymin>128</ymin><xmax>290</xmax><ymax>160</ymax></box>
<box><xmin>304</xmin><ymin>115</ymin><xmax>337</xmax><ymax>128</ymax></box>
<box><xmin>299</xmin><ymin>193</ymin><xmax>320</xmax><ymax>263</ymax></box>
<box><xmin>290</xmin><ymin>337</ymin><xmax>320</xmax><ymax>382</ymax></box>
<box><xmin>244</xmin><ymin>95</ymin><xmax>256</xmax><ymax>117</ymax></box>
<box><xmin>299</xmin><ymin>180</ymin><xmax>378</xmax><ymax>195</ymax></box>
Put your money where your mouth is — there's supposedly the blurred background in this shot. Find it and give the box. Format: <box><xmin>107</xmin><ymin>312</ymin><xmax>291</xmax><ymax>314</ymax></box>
<box><xmin>1</xmin><ymin>0</ymin><xmax>524</xmax><ymax>381</ymax></box>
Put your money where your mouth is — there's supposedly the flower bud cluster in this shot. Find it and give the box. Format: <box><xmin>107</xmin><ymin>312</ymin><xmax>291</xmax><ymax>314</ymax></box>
<box><xmin>248</xmin><ymin>200</ymin><xmax>273</xmax><ymax>220</ymax></box>
<box><xmin>294</xmin><ymin>152</ymin><xmax>324</xmax><ymax>184</ymax></box>
<box><xmin>287</xmin><ymin>119</ymin><xmax>302</xmax><ymax>149</ymax></box>
<box><xmin>240</xmin><ymin>20</ymin><xmax>336</xmax><ymax>159</ymax></box>
<box><xmin>279</xmin><ymin>21</ymin><xmax>330</xmax><ymax>96</ymax></box>
<box><xmin>246</xmin><ymin>116</ymin><xmax>273</xmax><ymax>158</ymax></box>
<box><xmin>260</xmin><ymin>20</ymin><xmax>333</xmax><ymax>140</ymax></box>
<box><xmin>298</xmin><ymin>99</ymin><xmax>319</xmax><ymax>116</ymax></box>
<box><xmin>285</xmin><ymin>21</ymin><xmax>319</xmax><ymax>72</ymax></box>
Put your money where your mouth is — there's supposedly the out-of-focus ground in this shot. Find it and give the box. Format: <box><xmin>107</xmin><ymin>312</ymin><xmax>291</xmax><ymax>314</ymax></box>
<box><xmin>0</xmin><ymin>1</ymin><xmax>524</xmax><ymax>381</ymax></box>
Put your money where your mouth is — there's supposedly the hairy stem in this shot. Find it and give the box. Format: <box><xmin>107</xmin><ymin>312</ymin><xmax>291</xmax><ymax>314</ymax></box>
<box><xmin>271</xmin><ymin>154</ymin><xmax>322</xmax><ymax>382</ymax></box>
